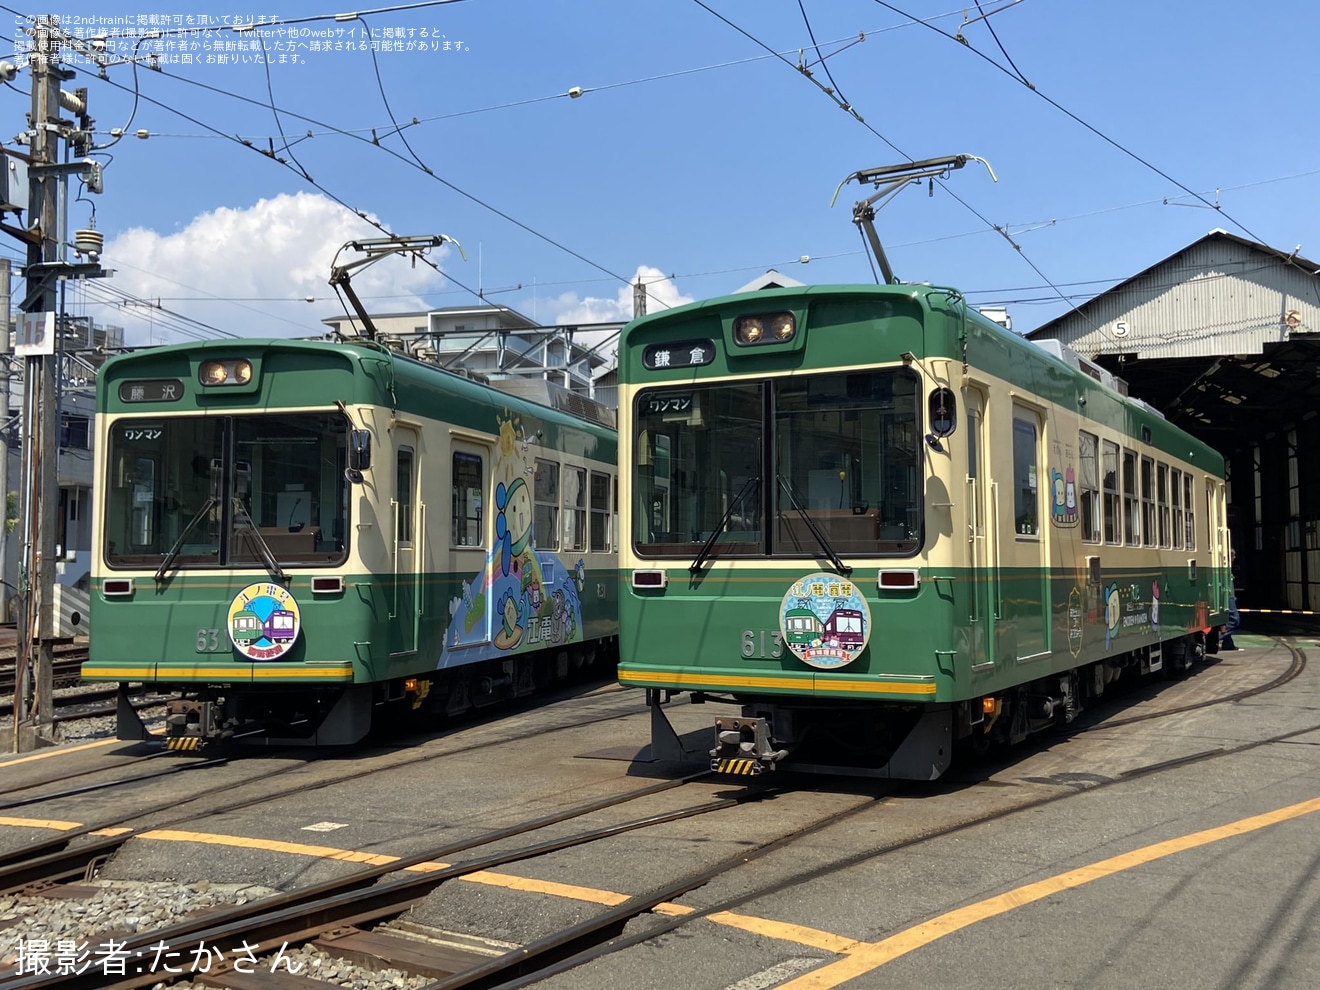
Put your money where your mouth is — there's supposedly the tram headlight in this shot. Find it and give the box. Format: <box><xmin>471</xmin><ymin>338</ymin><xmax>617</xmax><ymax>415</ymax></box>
<box><xmin>733</xmin><ymin>312</ymin><xmax>795</xmax><ymax>346</ymax></box>
<box><xmin>734</xmin><ymin>315</ymin><xmax>765</xmax><ymax>344</ymax></box>
<box><xmin>199</xmin><ymin>358</ymin><xmax>255</xmax><ymax>386</ymax></box>
<box><xmin>770</xmin><ymin>312</ymin><xmax>796</xmax><ymax>340</ymax></box>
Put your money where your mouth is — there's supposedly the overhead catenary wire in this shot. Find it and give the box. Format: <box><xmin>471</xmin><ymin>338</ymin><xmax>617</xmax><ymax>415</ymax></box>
<box><xmin>3</xmin><ymin>4</ymin><xmax>1312</xmax><ymax>333</ymax></box>
<box><xmin>32</xmin><ymin>34</ymin><xmax>683</xmax><ymax>320</ymax></box>
<box><xmin>868</xmin><ymin>0</ymin><xmax>1315</xmax><ymax>283</ymax></box>
<box><xmin>691</xmin><ymin>0</ymin><xmax>1089</xmax><ymax>330</ymax></box>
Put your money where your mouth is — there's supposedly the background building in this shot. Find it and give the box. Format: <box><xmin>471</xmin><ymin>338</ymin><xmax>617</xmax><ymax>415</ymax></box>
<box><xmin>320</xmin><ymin>303</ymin><xmax>620</xmax><ymax>399</ymax></box>
<box><xmin>1029</xmin><ymin>229</ymin><xmax>1320</xmax><ymax>614</ymax></box>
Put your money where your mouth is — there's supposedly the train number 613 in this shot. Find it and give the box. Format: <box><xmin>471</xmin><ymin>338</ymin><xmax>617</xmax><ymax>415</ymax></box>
<box><xmin>741</xmin><ymin>629</ymin><xmax>784</xmax><ymax>659</ymax></box>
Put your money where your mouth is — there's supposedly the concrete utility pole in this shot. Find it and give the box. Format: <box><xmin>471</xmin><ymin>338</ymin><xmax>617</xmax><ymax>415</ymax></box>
<box><xmin>12</xmin><ymin>17</ymin><xmax>63</xmax><ymax>752</ymax></box>
<box><xmin>7</xmin><ymin>16</ymin><xmax>105</xmax><ymax>752</ymax></box>
<box><xmin>633</xmin><ymin>277</ymin><xmax>646</xmax><ymax>319</ymax></box>
<box><xmin>0</xmin><ymin>258</ymin><xmax>11</xmax><ymax>626</ymax></box>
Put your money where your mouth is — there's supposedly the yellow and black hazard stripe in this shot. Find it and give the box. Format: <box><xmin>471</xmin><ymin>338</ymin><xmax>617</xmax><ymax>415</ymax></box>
<box><xmin>712</xmin><ymin>757</ymin><xmax>765</xmax><ymax>776</ymax></box>
<box><xmin>165</xmin><ymin>737</ymin><xmax>203</xmax><ymax>752</ymax></box>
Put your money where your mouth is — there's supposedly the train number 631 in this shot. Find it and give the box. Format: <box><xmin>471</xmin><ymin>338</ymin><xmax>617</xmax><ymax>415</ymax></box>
<box><xmin>741</xmin><ymin>629</ymin><xmax>785</xmax><ymax>659</ymax></box>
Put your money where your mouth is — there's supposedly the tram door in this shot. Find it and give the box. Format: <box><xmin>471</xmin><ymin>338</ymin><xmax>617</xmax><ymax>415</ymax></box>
<box><xmin>965</xmin><ymin>390</ymin><xmax>997</xmax><ymax>667</ymax></box>
<box><xmin>1207</xmin><ymin>478</ymin><xmax>1229</xmax><ymax>613</ymax></box>
<box><xmin>449</xmin><ymin>440</ymin><xmax>494</xmax><ymax>651</ymax></box>
<box><xmin>389</xmin><ymin>426</ymin><xmax>421</xmax><ymax>656</ymax></box>
<box><xmin>1011</xmin><ymin>406</ymin><xmax>1049</xmax><ymax>659</ymax></box>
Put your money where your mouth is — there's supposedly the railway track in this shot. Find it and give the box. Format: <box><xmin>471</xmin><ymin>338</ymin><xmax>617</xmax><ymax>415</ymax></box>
<box><xmin>0</xmin><ymin>648</ymin><xmax>89</xmax><ymax>696</ymax></box>
<box><xmin>0</xmin><ymin>640</ymin><xmax>1306</xmax><ymax>990</ymax></box>
<box><xmin>0</xmin><ymin>683</ymin><xmax>648</xmax><ymax>894</ymax></box>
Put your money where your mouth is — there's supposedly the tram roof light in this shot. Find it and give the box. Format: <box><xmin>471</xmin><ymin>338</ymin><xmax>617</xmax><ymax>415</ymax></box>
<box><xmin>734</xmin><ymin>312</ymin><xmax>796</xmax><ymax>346</ymax></box>
<box><xmin>199</xmin><ymin>358</ymin><xmax>253</xmax><ymax>386</ymax></box>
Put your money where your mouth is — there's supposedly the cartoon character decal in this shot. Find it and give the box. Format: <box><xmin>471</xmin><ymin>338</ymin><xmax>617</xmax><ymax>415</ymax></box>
<box><xmin>494</xmin><ymin>477</ymin><xmax>532</xmax><ymax>578</ymax></box>
<box><xmin>227</xmin><ymin>583</ymin><xmax>302</xmax><ymax>661</ymax></box>
<box><xmin>440</xmin><ymin>410</ymin><xmax>587</xmax><ymax>669</ymax></box>
<box><xmin>1050</xmin><ymin>463</ymin><xmax>1080</xmax><ymax>527</ymax></box>
<box><xmin>1102</xmin><ymin>581</ymin><xmax>1158</xmax><ymax>649</ymax></box>
<box><xmin>1052</xmin><ymin>469</ymin><xmax>1066</xmax><ymax>520</ymax></box>
<box><xmin>1104</xmin><ymin>582</ymin><xmax>1121</xmax><ymax>649</ymax></box>
<box><xmin>778</xmin><ymin>573</ymin><xmax>872</xmax><ymax>670</ymax></box>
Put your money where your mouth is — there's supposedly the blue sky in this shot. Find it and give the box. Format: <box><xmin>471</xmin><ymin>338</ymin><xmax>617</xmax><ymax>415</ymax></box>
<box><xmin>1</xmin><ymin>0</ymin><xmax>1317</xmax><ymax>351</ymax></box>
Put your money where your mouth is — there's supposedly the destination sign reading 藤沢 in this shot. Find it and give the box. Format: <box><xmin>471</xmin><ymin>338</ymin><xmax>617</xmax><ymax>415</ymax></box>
<box><xmin>119</xmin><ymin>379</ymin><xmax>185</xmax><ymax>403</ymax></box>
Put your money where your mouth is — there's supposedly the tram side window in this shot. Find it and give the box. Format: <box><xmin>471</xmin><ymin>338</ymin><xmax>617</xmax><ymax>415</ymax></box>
<box><xmin>1157</xmin><ymin>463</ymin><xmax>1171</xmax><ymax>548</ymax></box>
<box><xmin>564</xmin><ymin>466</ymin><xmax>587</xmax><ymax>552</ymax></box>
<box><xmin>451</xmin><ymin>452</ymin><xmax>484</xmax><ymax>547</ymax></box>
<box><xmin>589</xmin><ymin>471</ymin><xmax>611</xmax><ymax>552</ymax></box>
<box><xmin>1122</xmin><ymin>449</ymin><xmax>1140</xmax><ymax>546</ymax></box>
<box><xmin>1171</xmin><ymin>468</ymin><xmax>1183</xmax><ymax>550</ymax></box>
<box><xmin>396</xmin><ymin>447</ymin><xmax>414</xmax><ymax>544</ymax></box>
<box><xmin>1079</xmin><ymin>431</ymin><xmax>1099</xmax><ymax>543</ymax></box>
<box><xmin>1140</xmin><ymin>456</ymin><xmax>1156</xmax><ymax>547</ymax></box>
<box><xmin>534</xmin><ymin>458</ymin><xmax>560</xmax><ymax>551</ymax></box>
<box><xmin>1185</xmin><ymin>474</ymin><xmax>1196</xmax><ymax>550</ymax></box>
<box><xmin>1102</xmin><ymin>440</ymin><xmax>1120</xmax><ymax>545</ymax></box>
<box><xmin>1012</xmin><ymin>413</ymin><xmax>1039</xmax><ymax>537</ymax></box>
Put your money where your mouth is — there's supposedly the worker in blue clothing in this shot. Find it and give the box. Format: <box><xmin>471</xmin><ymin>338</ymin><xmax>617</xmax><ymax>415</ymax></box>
<box><xmin>1220</xmin><ymin>550</ymin><xmax>1240</xmax><ymax>651</ymax></box>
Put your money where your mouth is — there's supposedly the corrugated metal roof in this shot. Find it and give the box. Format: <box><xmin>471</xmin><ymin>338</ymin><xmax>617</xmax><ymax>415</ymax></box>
<box><xmin>1030</xmin><ymin>230</ymin><xmax>1320</xmax><ymax>360</ymax></box>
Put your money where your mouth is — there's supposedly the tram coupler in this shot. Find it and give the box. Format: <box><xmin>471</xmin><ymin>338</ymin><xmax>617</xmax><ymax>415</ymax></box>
<box><xmin>711</xmin><ymin>716</ymin><xmax>787</xmax><ymax>776</ymax></box>
<box><xmin>163</xmin><ymin>699</ymin><xmax>221</xmax><ymax>751</ymax></box>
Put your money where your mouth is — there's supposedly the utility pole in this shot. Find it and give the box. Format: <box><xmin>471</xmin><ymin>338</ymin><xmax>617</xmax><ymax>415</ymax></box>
<box><xmin>0</xmin><ymin>258</ymin><xmax>10</xmax><ymax>626</ymax></box>
<box><xmin>5</xmin><ymin>16</ymin><xmax>105</xmax><ymax>752</ymax></box>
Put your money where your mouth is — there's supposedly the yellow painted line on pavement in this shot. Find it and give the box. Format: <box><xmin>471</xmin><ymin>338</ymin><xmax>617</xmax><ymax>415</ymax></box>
<box><xmin>706</xmin><ymin>911</ymin><xmax>864</xmax><ymax>954</ymax></box>
<box><xmin>461</xmin><ymin>870</ymin><xmax>631</xmax><ymax>905</ymax></box>
<box><xmin>138</xmin><ymin>829</ymin><xmax>405</xmax><ymax>867</ymax></box>
<box><xmin>130</xmin><ymin>827</ymin><xmax>447</xmax><ymax>872</ymax></box>
<box><xmin>0</xmin><ymin>816</ymin><xmax>83</xmax><ymax>831</ymax></box>
<box><xmin>0</xmin><ymin>738</ymin><xmax>117</xmax><ymax>766</ymax></box>
<box><xmin>775</xmin><ymin>794</ymin><xmax>1320</xmax><ymax>989</ymax></box>
<box><xmin>654</xmin><ymin>902</ymin><xmax>695</xmax><ymax>916</ymax></box>
<box><xmin>90</xmin><ymin>827</ymin><xmax>134</xmax><ymax>837</ymax></box>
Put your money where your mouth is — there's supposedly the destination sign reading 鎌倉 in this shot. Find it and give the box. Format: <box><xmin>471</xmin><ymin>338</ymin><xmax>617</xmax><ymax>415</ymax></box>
<box><xmin>643</xmin><ymin>340</ymin><xmax>715</xmax><ymax>370</ymax></box>
<box><xmin>119</xmin><ymin>379</ymin><xmax>185</xmax><ymax>403</ymax></box>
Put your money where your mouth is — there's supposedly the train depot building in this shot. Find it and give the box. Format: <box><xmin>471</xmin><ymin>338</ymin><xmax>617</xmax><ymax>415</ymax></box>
<box><xmin>1027</xmin><ymin>229</ymin><xmax>1320</xmax><ymax>617</ymax></box>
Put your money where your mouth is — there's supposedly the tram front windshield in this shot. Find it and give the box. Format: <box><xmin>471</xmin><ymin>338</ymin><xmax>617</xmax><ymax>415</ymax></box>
<box><xmin>633</xmin><ymin>369</ymin><xmax>921</xmax><ymax>558</ymax></box>
<box><xmin>104</xmin><ymin>413</ymin><xmax>350</xmax><ymax>568</ymax></box>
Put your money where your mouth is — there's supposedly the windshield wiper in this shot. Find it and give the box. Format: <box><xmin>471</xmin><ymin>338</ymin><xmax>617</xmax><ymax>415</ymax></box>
<box><xmin>690</xmin><ymin>476</ymin><xmax>761</xmax><ymax>574</ymax></box>
<box><xmin>155</xmin><ymin>497</ymin><xmax>218</xmax><ymax>583</ymax></box>
<box><xmin>778</xmin><ymin>475</ymin><xmax>852</xmax><ymax>576</ymax></box>
<box><xmin>231</xmin><ymin>497</ymin><xmax>290</xmax><ymax>584</ymax></box>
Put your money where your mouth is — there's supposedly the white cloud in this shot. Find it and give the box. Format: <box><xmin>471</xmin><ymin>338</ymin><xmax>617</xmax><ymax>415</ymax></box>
<box><xmin>549</xmin><ymin>265</ymin><xmax>692</xmax><ymax>326</ymax></box>
<box><xmin>546</xmin><ymin>266</ymin><xmax>693</xmax><ymax>366</ymax></box>
<box><xmin>97</xmin><ymin>192</ymin><xmax>447</xmax><ymax>343</ymax></box>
